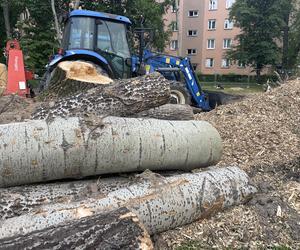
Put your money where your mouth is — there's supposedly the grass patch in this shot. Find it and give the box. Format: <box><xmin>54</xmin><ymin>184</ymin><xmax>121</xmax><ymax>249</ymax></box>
<box><xmin>202</xmin><ymin>82</ymin><xmax>264</xmax><ymax>95</ymax></box>
<box><xmin>176</xmin><ymin>240</ymin><xmax>203</xmax><ymax>250</ymax></box>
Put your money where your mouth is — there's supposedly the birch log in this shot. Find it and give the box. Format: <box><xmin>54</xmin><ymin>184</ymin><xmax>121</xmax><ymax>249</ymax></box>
<box><xmin>0</xmin><ymin>207</ymin><xmax>153</xmax><ymax>250</ymax></box>
<box><xmin>0</xmin><ymin>167</ymin><xmax>257</xmax><ymax>239</ymax></box>
<box><xmin>134</xmin><ymin>104</ymin><xmax>194</xmax><ymax>120</ymax></box>
<box><xmin>0</xmin><ymin>177</ymin><xmax>133</xmax><ymax>219</ymax></box>
<box><xmin>0</xmin><ymin>117</ymin><xmax>222</xmax><ymax>187</ymax></box>
<box><xmin>34</xmin><ymin>71</ymin><xmax>170</xmax><ymax>120</ymax></box>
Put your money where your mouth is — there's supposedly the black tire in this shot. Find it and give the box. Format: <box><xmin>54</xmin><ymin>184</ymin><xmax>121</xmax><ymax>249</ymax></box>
<box><xmin>39</xmin><ymin>68</ymin><xmax>52</xmax><ymax>92</ymax></box>
<box><xmin>169</xmin><ymin>81</ymin><xmax>191</xmax><ymax>105</ymax></box>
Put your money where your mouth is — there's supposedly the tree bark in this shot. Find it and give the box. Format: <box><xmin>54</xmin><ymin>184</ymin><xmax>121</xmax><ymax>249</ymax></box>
<box><xmin>0</xmin><ymin>177</ymin><xmax>133</xmax><ymax>220</ymax></box>
<box><xmin>34</xmin><ymin>63</ymin><xmax>171</xmax><ymax>120</ymax></box>
<box><xmin>1</xmin><ymin>0</ymin><xmax>11</xmax><ymax>39</ymax></box>
<box><xmin>0</xmin><ymin>167</ymin><xmax>257</xmax><ymax>239</ymax></box>
<box><xmin>0</xmin><ymin>207</ymin><xmax>153</xmax><ymax>250</ymax></box>
<box><xmin>0</xmin><ymin>117</ymin><xmax>222</xmax><ymax>187</ymax></box>
<box><xmin>50</xmin><ymin>0</ymin><xmax>62</xmax><ymax>44</ymax></box>
<box><xmin>134</xmin><ymin>104</ymin><xmax>194</xmax><ymax>120</ymax></box>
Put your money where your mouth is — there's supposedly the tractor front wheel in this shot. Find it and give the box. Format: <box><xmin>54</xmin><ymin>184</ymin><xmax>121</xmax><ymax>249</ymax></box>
<box><xmin>169</xmin><ymin>82</ymin><xmax>191</xmax><ymax>105</ymax></box>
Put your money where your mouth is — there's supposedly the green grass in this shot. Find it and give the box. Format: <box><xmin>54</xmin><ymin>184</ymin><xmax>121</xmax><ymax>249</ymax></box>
<box><xmin>175</xmin><ymin>240</ymin><xmax>203</xmax><ymax>250</ymax></box>
<box><xmin>202</xmin><ymin>82</ymin><xmax>264</xmax><ymax>95</ymax></box>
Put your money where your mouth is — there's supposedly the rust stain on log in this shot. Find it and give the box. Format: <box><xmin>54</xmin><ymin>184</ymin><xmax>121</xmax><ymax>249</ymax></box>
<box><xmin>199</xmin><ymin>195</ymin><xmax>225</xmax><ymax>219</ymax></box>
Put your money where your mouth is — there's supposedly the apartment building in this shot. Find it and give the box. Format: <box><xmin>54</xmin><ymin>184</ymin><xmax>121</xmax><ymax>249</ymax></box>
<box><xmin>164</xmin><ymin>0</ymin><xmax>253</xmax><ymax>75</ymax></box>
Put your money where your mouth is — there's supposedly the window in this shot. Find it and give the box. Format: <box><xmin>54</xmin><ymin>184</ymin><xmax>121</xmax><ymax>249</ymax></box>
<box><xmin>188</xmin><ymin>10</ymin><xmax>199</xmax><ymax>17</ymax></box>
<box><xmin>221</xmin><ymin>59</ymin><xmax>231</xmax><ymax>68</ymax></box>
<box><xmin>226</xmin><ymin>0</ymin><xmax>235</xmax><ymax>9</ymax></box>
<box><xmin>187</xmin><ymin>30</ymin><xmax>198</xmax><ymax>36</ymax></box>
<box><xmin>223</xmin><ymin>39</ymin><xmax>232</xmax><ymax>49</ymax></box>
<box><xmin>171</xmin><ymin>1</ymin><xmax>178</xmax><ymax>12</ymax></box>
<box><xmin>208</xmin><ymin>19</ymin><xmax>216</xmax><ymax>30</ymax></box>
<box><xmin>224</xmin><ymin>19</ymin><xmax>234</xmax><ymax>29</ymax></box>
<box><xmin>187</xmin><ymin>49</ymin><xmax>197</xmax><ymax>55</ymax></box>
<box><xmin>206</xmin><ymin>58</ymin><xmax>214</xmax><ymax>68</ymax></box>
<box><xmin>171</xmin><ymin>21</ymin><xmax>178</xmax><ymax>31</ymax></box>
<box><xmin>238</xmin><ymin>61</ymin><xmax>246</xmax><ymax>68</ymax></box>
<box><xmin>207</xmin><ymin>39</ymin><xmax>215</xmax><ymax>49</ymax></box>
<box><xmin>192</xmin><ymin>64</ymin><xmax>198</xmax><ymax>71</ymax></box>
<box><xmin>170</xmin><ymin>40</ymin><xmax>178</xmax><ymax>50</ymax></box>
<box><xmin>209</xmin><ymin>0</ymin><xmax>218</xmax><ymax>10</ymax></box>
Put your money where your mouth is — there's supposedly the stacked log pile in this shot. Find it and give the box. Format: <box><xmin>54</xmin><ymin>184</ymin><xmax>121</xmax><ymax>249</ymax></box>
<box><xmin>0</xmin><ymin>63</ymin><xmax>7</xmax><ymax>96</ymax></box>
<box><xmin>0</xmin><ymin>61</ymin><xmax>257</xmax><ymax>248</ymax></box>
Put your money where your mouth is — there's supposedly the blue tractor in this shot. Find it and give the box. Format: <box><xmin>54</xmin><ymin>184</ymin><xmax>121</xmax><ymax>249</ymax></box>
<box><xmin>41</xmin><ymin>10</ymin><xmax>211</xmax><ymax>111</ymax></box>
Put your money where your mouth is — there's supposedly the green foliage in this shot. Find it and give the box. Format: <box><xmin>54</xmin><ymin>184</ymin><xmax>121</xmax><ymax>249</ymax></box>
<box><xmin>287</xmin><ymin>6</ymin><xmax>300</xmax><ymax>68</ymax></box>
<box><xmin>17</xmin><ymin>0</ymin><xmax>58</xmax><ymax>74</ymax></box>
<box><xmin>0</xmin><ymin>0</ymin><xmax>171</xmax><ymax>72</ymax></box>
<box><xmin>80</xmin><ymin>0</ymin><xmax>172</xmax><ymax>51</ymax></box>
<box><xmin>228</xmin><ymin>0</ymin><xmax>290</xmax><ymax>82</ymax></box>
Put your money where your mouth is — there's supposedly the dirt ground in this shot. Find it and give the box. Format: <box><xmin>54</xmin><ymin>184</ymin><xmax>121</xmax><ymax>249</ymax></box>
<box><xmin>0</xmin><ymin>80</ymin><xmax>299</xmax><ymax>249</ymax></box>
<box><xmin>156</xmin><ymin>80</ymin><xmax>300</xmax><ymax>249</ymax></box>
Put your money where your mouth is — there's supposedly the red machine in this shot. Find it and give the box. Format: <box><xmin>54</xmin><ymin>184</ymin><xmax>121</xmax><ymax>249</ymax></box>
<box><xmin>3</xmin><ymin>40</ymin><xmax>33</xmax><ymax>97</ymax></box>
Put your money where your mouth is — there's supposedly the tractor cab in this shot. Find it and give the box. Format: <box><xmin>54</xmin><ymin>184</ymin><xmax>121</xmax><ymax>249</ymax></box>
<box><xmin>53</xmin><ymin>10</ymin><xmax>133</xmax><ymax>79</ymax></box>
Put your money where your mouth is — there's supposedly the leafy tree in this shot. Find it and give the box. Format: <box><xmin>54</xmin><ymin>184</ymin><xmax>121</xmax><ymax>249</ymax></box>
<box><xmin>228</xmin><ymin>0</ymin><xmax>289</xmax><ymax>83</ymax></box>
<box><xmin>287</xmin><ymin>3</ymin><xmax>300</xmax><ymax>69</ymax></box>
<box><xmin>79</xmin><ymin>0</ymin><xmax>172</xmax><ymax>51</ymax></box>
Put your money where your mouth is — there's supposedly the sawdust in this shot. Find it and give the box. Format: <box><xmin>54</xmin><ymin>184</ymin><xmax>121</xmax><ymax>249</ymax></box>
<box><xmin>157</xmin><ymin>80</ymin><xmax>300</xmax><ymax>249</ymax></box>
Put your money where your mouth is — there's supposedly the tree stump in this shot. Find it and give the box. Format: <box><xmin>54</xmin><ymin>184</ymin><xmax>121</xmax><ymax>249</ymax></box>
<box><xmin>41</xmin><ymin>61</ymin><xmax>113</xmax><ymax>99</ymax></box>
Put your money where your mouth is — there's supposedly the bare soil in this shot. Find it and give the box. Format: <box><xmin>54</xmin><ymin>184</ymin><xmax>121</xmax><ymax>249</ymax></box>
<box><xmin>156</xmin><ymin>80</ymin><xmax>300</xmax><ymax>249</ymax></box>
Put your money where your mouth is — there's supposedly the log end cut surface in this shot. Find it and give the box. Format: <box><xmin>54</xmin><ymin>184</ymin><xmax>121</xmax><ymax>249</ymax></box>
<box><xmin>60</xmin><ymin>61</ymin><xmax>113</xmax><ymax>85</ymax></box>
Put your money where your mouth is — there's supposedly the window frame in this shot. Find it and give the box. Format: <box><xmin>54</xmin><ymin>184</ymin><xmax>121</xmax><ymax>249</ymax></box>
<box><xmin>170</xmin><ymin>40</ymin><xmax>179</xmax><ymax>50</ymax></box>
<box><xmin>224</xmin><ymin>19</ymin><xmax>234</xmax><ymax>30</ymax></box>
<box><xmin>187</xmin><ymin>48</ymin><xmax>197</xmax><ymax>55</ymax></box>
<box><xmin>188</xmin><ymin>10</ymin><xmax>199</xmax><ymax>17</ymax></box>
<box><xmin>207</xmin><ymin>39</ymin><xmax>216</xmax><ymax>49</ymax></box>
<box><xmin>209</xmin><ymin>0</ymin><xmax>218</xmax><ymax>10</ymax></box>
<box><xmin>221</xmin><ymin>58</ymin><xmax>231</xmax><ymax>68</ymax></box>
<box><xmin>208</xmin><ymin>19</ymin><xmax>216</xmax><ymax>30</ymax></box>
<box><xmin>187</xmin><ymin>30</ymin><xmax>198</xmax><ymax>37</ymax></box>
<box><xmin>223</xmin><ymin>38</ymin><xmax>232</xmax><ymax>49</ymax></box>
<box><xmin>205</xmin><ymin>58</ymin><xmax>214</xmax><ymax>68</ymax></box>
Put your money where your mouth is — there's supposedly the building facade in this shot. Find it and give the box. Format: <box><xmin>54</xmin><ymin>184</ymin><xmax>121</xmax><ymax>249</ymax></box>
<box><xmin>164</xmin><ymin>0</ymin><xmax>253</xmax><ymax>75</ymax></box>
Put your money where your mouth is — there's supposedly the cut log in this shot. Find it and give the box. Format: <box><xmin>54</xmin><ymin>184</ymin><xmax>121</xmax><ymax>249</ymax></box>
<box><xmin>0</xmin><ymin>207</ymin><xmax>153</xmax><ymax>250</ymax></box>
<box><xmin>0</xmin><ymin>63</ymin><xmax>7</xmax><ymax>96</ymax></box>
<box><xmin>34</xmin><ymin>72</ymin><xmax>170</xmax><ymax>120</ymax></box>
<box><xmin>134</xmin><ymin>104</ymin><xmax>194</xmax><ymax>120</ymax></box>
<box><xmin>0</xmin><ymin>167</ymin><xmax>257</xmax><ymax>238</ymax></box>
<box><xmin>0</xmin><ymin>117</ymin><xmax>222</xmax><ymax>187</ymax></box>
<box><xmin>0</xmin><ymin>177</ymin><xmax>133</xmax><ymax>220</ymax></box>
<box><xmin>41</xmin><ymin>61</ymin><xmax>113</xmax><ymax>99</ymax></box>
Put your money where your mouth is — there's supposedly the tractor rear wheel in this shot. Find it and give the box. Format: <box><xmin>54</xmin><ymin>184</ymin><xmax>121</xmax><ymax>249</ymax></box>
<box><xmin>169</xmin><ymin>82</ymin><xmax>191</xmax><ymax>105</ymax></box>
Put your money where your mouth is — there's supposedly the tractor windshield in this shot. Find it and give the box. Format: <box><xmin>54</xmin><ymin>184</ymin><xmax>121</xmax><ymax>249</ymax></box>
<box><xmin>65</xmin><ymin>17</ymin><xmax>131</xmax><ymax>59</ymax></box>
